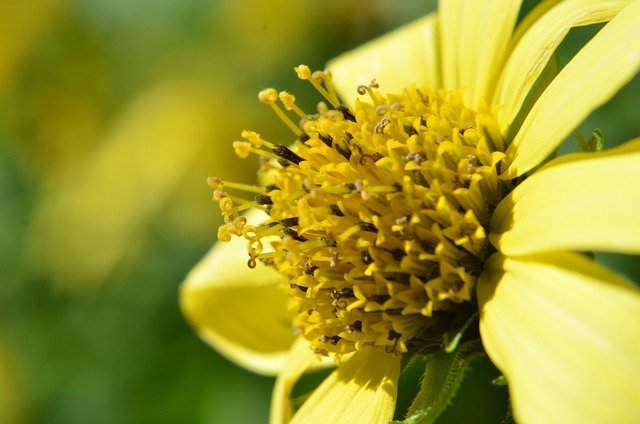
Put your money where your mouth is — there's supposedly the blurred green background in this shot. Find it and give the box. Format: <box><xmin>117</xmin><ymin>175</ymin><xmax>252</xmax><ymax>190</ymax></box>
<box><xmin>1</xmin><ymin>1</ymin><xmax>637</xmax><ymax>423</ymax></box>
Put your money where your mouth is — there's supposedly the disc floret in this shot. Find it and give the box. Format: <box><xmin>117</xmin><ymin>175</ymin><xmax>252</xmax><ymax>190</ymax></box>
<box><xmin>212</xmin><ymin>67</ymin><xmax>512</xmax><ymax>358</ymax></box>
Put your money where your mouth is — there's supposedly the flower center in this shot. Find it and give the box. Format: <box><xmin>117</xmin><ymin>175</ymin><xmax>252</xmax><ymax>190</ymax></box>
<box><xmin>212</xmin><ymin>66</ymin><xmax>512</xmax><ymax>357</ymax></box>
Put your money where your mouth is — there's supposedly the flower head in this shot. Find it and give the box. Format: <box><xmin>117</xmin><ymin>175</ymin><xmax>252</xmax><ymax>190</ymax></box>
<box><xmin>182</xmin><ymin>1</ymin><xmax>640</xmax><ymax>422</ymax></box>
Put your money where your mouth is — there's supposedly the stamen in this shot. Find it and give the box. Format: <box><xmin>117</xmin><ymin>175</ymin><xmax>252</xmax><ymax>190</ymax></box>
<box><xmin>356</xmin><ymin>80</ymin><xmax>384</xmax><ymax>105</ymax></box>
<box><xmin>294</xmin><ymin>65</ymin><xmax>340</xmax><ymax>108</ymax></box>
<box><xmin>207</xmin><ymin>176</ymin><xmax>266</xmax><ymax>194</ymax></box>
<box><xmin>258</xmin><ymin>88</ymin><xmax>302</xmax><ymax>136</ymax></box>
<box><xmin>315</xmin><ymin>70</ymin><xmax>339</xmax><ymax>109</ymax></box>
<box><xmin>279</xmin><ymin>91</ymin><xmax>308</xmax><ymax>120</ymax></box>
<box><xmin>240</xmin><ymin>130</ymin><xmax>274</xmax><ymax>149</ymax></box>
<box><xmin>233</xmin><ymin>141</ymin><xmax>278</xmax><ymax>159</ymax></box>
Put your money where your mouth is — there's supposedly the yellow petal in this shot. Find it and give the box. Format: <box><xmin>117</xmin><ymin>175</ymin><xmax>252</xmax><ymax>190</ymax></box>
<box><xmin>491</xmin><ymin>138</ymin><xmax>640</xmax><ymax>255</ymax></box>
<box><xmin>503</xmin><ymin>1</ymin><xmax>640</xmax><ymax>178</ymax></box>
<box><xmin>270</xmin><ymin>337</ymin><xmax>327</xmax><ymax>424</ymax></box>
<box><xmin>180</xmin><ymin>211</ymin><xmax>295</xmax><ymax>376</ymax></box>
<box><xmin>328</xmin><ymin>13</ymin><xmax>439</xmax><ymax>107</ymax></box>
<box><xmin>439</xmin><ymin>0</ymin><xmax>521</xmax><ymax>105</ymax></box>
<box><xmin>290</xmin><ymin>348</ymin><xmax>400</xmax><ymax>424</ymax></box>
<box><xmin>494</xmin><ymin>0</ymin><xmax>630</xmax><ymax>134</ymax></box>
<box><xmin>478</xmin><ymin>252</ymin><xmax>640</xmax><ymax>424</ymax></box>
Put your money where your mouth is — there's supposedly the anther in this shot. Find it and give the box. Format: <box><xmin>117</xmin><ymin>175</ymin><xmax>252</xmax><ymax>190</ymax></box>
<box><xmin>320</xmin><ymin>335</ymin><xmax>341</xmax><ymax>345</ymax></box>
<box><xmin>272</xmin><ymin>144</ymin><xmax>305</xmax><ymax>165</ymax></box>
<box><xmin>298</xmin><ymin>132</ymin><xmax>311</xmax><ymax>143</ymax></box>
<box><xmin>388</xmin><ymin>329</ymin><xmax>401</xmax><ymax>340</ymax></box>
<box><xmin>404</xmin><ymin>124</ymin><xmax>417</xmax><ymax>136</ymax></box>
<box><xmin>283</xmin><ymin>227</ymin><xmax>307</xmax><ymax>242</ymax></box>
<box><xmin>387</xmin><ymin>330</ymin><xmax>402</xmax><ymax>353</ymax></box>
<box><xmin>254</xmin><ymin>194</ymin><xmax>273</xmax><ymax>205</ymax></box>
<box><xmin>392</xmin><ymin>248</ymin><xmax>406</xmax><ymax>261</ymax></box>
<box><xmin>459</xmin><ymin>124</ymin><xmax>475</xmax><ymax>135</ymax></box>
<box><xmin>278</xmin><ymin>217</ymin><xmax>299</xmax><ymax>227</ymax></box>
<box><xmin>344</xmin><ymin>321</ymin><xmax>362</xmax><ymax>333</ymax></box>
<box><xmin>330</xmin><ymin>288</ymin><xmax>354</xmax><ymax>300</ymax></box>
<box><xmin>335</xmin><ymin>140</ymin><xmax>351</xmax><ymax>160</ymax></box>
<box><xmin>337</xmin><ymin>105</ymin><xmax>356</xmax><ymax>122</ymax></box>
<box><xmin>355</xmin><ymin>220</ymin><xmax>378</xmax><ymax>233</ymax></box>
<box><xmin>289</xmin><ymin>279</ymin><xmax>309</xmax><ymax>293</ymax></box>
<box><xmin>361</xmin><ymin>249</ymin><xmax>374</xmax><ymax>264</ymax></box>
<box><xmin>327</xmin><ymin>204</ymin><xmax>344</xmax><ymax>216</ymax></box>
<box><xmin>318</xmin><ymin>134</ymin><xmax>333</xmax><ymax>147</ymax></box>
<box><xmin>304</xmin><ymin>260</ymin><xmax>319</xmax><ymax>275</ymax></box>
<box><xmin>370</xmin><ymin>294</ymin><xmax>391</xmax><ymax>304</ymax></box>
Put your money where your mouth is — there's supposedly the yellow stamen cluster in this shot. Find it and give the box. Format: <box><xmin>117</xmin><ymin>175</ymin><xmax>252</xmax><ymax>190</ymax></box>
<box><xmin>213</xmin><ymin>67</ymin><xmax>511</xmax><ymax>357</ymax></box>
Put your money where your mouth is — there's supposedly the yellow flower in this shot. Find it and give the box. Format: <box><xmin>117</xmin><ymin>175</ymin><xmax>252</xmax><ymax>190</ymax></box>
<box><xmin>182</xmin><ymin>1</ymin><xmax>640</xmax><ymax>423</ymax></box>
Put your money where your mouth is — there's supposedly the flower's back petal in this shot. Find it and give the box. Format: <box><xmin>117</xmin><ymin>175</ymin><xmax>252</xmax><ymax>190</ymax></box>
<box><xmin>328</xmin><ymin>13</ymin><xmax>439</xmax><ymax>107</ymax></box>
<box><xmin>478</xmin><ymin>252</ymin><xmax>640</xmax><ymax>424</ymax></box>
<box><xmin>502</xmin><ymin>1</ymin><xmax>640</xmax><ymax>178</ymax></box>
<box><xmin>270</xmin><ymin>338</ymin><xmax>327</xmax><ymax>424</ymax></box>
<box><xmin>290</xmin><ymin>348</ymin><xmax>400</xmax><ymax>424</ymax></box>
<box><xmin>439</xmin><ymin>0</ymin><xmax>521</xmax><ymax>106</ymax></box>
<box><xmin>180</xmin><ymin>211</ymin><xmax>295</xmax><ymax>376</ymax></box>
<box><xmin>491</xmin><ymin>138</ymin><xmax>640</xmax><ymax>256</ymax></box>
<box><xmin>494</xmin><ymin>0</ymin><xmax>629</xmax><ymax>135</ymax></box>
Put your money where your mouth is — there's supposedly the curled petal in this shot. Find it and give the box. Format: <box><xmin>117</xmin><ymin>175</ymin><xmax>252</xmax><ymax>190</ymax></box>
<box><xmin>502</xmin><ymin>1</ymin><xmax>640</xmax><ymax>178</ymax></box>
<box><xmin>494</xmin><ymin>0</ymin><xmax>630</xmax><ymax>133</ymax></box>
<box><xmin>270</xmin><ymin>338</ymin><xmax>327</xmax><ymax>424</ymax></box>
<box><xmin>180</xmin><ymin>211</ymin><xmax>294</xmax><ymax>376</ymax></box>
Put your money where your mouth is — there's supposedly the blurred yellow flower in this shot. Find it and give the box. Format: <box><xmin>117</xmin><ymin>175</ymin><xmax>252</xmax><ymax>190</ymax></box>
<box><xmin>28</xmin><ymin>79</ymin><xmax>221</xmax><ymax>290</ymax></box>
<box><xmin>182</xmin><ymin>0</ymin><xmax>640</xmax><ymax>423</ymax></box>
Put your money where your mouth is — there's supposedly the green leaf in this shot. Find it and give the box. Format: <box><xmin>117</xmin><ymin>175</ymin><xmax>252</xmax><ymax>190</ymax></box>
<box><xmin>443</xmin><ymin>313</ymin><xmax>478</xmax><ymax>353</ymax></box>
<box><xmin>491</xmin><ymin>375</ymin><xmax>507</xmax><ymax>386</ymax></box>
<box><xmin>393</xmin><ymin>340</ymin><xmax>485</xmax><ymax>424</ymax></box>
<box><xmin>587</xmin><ymin>128</ymin><xmax>606</xmax><ymax>152</ymax></box>
<box><xmin>575</xmin><ymin>128</ymin><xmax>606</xmax><ymax>152</ymax></box>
